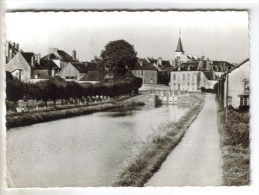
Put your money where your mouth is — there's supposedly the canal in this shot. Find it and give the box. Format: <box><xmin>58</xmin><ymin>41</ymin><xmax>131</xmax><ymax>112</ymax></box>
<box><xmin>6</xmin><ymin>104</ymin><xmax>189</xmax><ymax>187</ymax></box>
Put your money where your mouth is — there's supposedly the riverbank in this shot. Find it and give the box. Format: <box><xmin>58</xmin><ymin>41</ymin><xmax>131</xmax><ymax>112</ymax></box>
<box><xmin>6</xmin><ymin>100</ymin><xmax>145</xmax><ymax>129</ymax></box>
<box><xmin>112</xmin><ymin>93</ymin><xmax>205</xmax><ymax>187</ymax></box>
<box><xmin>217</xmin><ymin>101</ymin><xmax>250</xmax><ymax>185</ymax></box>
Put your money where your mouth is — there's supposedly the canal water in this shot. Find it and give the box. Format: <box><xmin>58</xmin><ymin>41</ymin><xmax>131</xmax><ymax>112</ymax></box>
<box><xmin>6</xmin><ymin>104</ymin><xmax>189</xmax><ymax>187</ymax></box>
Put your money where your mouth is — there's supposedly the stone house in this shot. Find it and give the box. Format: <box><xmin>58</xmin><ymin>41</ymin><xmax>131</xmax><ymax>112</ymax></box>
<box><xmin>79</xmin><ymin>62</ymin><xmax>102</xmax><ymax>84</ymax></box>
<box><xmin>5</xmin><ymin>51</ymin><xmax>60</xmax><ymax>82</ymax></box>
<box><xmin>42</xmin><ymin>48</ymin><xmax>77</xmax><ymax>69</ymax></box>
<box><xmin>132</xmin><ymin>59</ymin><xmax>158</xmax><ymax>84</ymax></box>
<box><xmin>59</xmin><ymin>62</ymin><xmax>88</xmax><ymax>82</ymax></box>
<box><xmin>170</xmin><ymin>59</ymin><xmax>232</xmax><ymax>92</ymax></box>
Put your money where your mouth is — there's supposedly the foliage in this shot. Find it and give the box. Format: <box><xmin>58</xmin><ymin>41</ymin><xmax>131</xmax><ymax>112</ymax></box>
<box><xmin>100</xmin><ymin>40</ymin><xmax>138</xmax><ymax>78</ymax></box>
<box><xmin>6</xmin><ymin>77</ymin><xmax>142</xmax><ymax>107</ymax></box>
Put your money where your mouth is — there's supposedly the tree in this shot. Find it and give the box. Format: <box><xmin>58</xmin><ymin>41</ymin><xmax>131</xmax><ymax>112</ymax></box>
<box><xmin>100</xmin><ymin>39</ymin><xmax>138</xmax><ymax>79</ymax></box>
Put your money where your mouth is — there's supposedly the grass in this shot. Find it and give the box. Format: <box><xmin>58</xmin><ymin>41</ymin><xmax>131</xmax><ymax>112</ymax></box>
<box><xmin>6</xmin><ymin>101</ymin><xmax>145</xmax><ymax>129</ymax></box>
<box><xmin>112</xmin><ymin>94</ymin><xmax>205</xmax><ymax>187</ymax></box>
<box><xmin>217</xmin><ymin>101</ymin><xmax>250</xmax><ymax>186</ymax></box>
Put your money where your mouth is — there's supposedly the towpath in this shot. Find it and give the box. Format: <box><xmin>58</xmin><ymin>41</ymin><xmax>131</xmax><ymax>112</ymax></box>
<box><xmin>146</xmin><ymin>93</ymin><xmax>223</xmax><ymax>186</ymax></box>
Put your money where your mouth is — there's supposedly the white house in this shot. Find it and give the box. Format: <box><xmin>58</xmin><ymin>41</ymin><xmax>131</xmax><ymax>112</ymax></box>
<box><xmin>221</xmin><ymin>59</ymin><xmax>249</xmax><ymax>109</ymax></box>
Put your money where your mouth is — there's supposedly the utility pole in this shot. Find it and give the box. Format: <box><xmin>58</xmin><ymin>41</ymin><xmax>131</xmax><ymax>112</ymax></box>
<box><xmin>225</xmin><ymin>74</ymin><xmax>229</xmax><ymax>123</ymax></box>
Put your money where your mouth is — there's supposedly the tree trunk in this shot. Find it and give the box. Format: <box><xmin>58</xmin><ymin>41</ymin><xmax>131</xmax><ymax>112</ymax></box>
<box><xmin>44</xmin><ymin>101</ymin><xmax>47</xmax><ymax>109</ymax></box>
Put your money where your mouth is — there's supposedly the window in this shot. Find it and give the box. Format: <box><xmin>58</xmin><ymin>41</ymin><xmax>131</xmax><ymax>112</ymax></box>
<box><xmin>240</xmin><ymin>96</ymin><xmax>249</xmax><ymax>106</ymax></box>
<box><xmin>182</xmin><ymin>74</ymin><xmax>185</xmax><ymax>80</ymax></box>
<box><xmin>173</xmin><ymin>74</ymin><xmax>176</xmax><ymax>80</ymax></box>
<box><xmin>140</xmin><ymin>70</ymin><xmax>143</xmax><ymax>75</ymax></box>
<box><xmin>187</xmin><ymin>74</ymin><xmax>190</xmax><ymax>81</ymax></box>
<box><xmin>243</xmin><ymin>79</ymin><xmax>249</xmax><ymax>93</ymax></box>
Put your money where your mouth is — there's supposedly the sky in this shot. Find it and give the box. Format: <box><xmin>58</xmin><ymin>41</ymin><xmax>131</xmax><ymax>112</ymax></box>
<box><xmin>5</xmin><ymin>11</ymin><xmax>249</xmax><ymax>64</ymax></box>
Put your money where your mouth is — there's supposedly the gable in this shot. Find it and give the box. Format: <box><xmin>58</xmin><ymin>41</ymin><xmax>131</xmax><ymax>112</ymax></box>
<box><xmin>5</xmin><ymin>52</ymin><xmax>31</xmax><ymax>72</ymax></box>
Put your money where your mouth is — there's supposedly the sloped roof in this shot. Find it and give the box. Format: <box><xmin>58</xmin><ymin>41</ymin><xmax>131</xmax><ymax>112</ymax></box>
<box><xmin>221</xmin><ymin>58</ymin><xmax>249</xmax><ymax>77</ymax></box>
<box><xmin>147</xmin><ymin>58</ymin><xmax>158</xmax><ymax>64</ymax></box>
<box><xmin>203</xmin><ymin>71</ymin><xmax>214</xmax><ymax>80</ymax></box>
<box><xmin>84</xmin><ymin>62</ymin><xmax>99</xmax><ymax>71</ymax></box>
<box><xmin>42</xmin><ymin>49</ymin><xmax>75</xmax><ymax>62</ymax></box>
<box><xmin>70</xmin><ymin>62</ymin><xmax>88</xmax><ymax>73</ymax></box>
<box><xmin>175</xmin><ymin>37</ymin><xmax>184</xmax><ymax>52</ymax></box>
<box><xmin>36</xmin><ymin>60</ymin><xmax>60</xmax><ymax>70</ymax></box>
<box><xmin>20</xmin><ymin>52</ymin><xmax>34</xmax><ymax>65</ymax></box>
<box><xmin>80</xmin><ymin>71</ymin><xmax>100</xmax><ymax>81</ymax></box>
<box><xmin>172</xmin><ymin>61</ymin><xmax>200</xmax><ymax>71</ymax></box>
<box><xmin>134</xmin><ymin>59</ymin><xmax>158</xmax><ymax>71</ymax></box>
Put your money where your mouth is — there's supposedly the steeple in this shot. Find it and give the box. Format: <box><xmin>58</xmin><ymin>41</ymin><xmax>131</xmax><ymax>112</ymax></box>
<box><xmin>175</xmin><ymin>29</ymin><xmax>184</xmax><ymax>53</ymax></box>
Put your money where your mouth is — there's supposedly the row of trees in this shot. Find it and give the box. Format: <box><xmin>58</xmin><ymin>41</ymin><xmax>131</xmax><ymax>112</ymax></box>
<box><xmin>6</xmin><ymin>77</ymin><xmax>142</xmax><ymax>107</ymax></box>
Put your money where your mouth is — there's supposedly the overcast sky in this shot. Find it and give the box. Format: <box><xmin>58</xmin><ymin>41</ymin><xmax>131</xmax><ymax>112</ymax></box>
<box><xmin>5</xmin><ymin>11</ymin><xmax>249</xmax><ymax>63</ymax></box>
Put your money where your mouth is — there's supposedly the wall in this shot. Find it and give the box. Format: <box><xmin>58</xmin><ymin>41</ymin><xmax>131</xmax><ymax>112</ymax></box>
<box><xmin>132</xmin><ymin>70</ymin><xmax>158</xmax><ymax>84</ymax></box>
<box><xmin>59</xmin><ymin>62</ymin><xmax>79</xmax><ymax>81</ymax></box>
<box><xmin>5</xmin><ymin>52</ymin><xmax>31</xmax><ymax>82</ymax></box>
<box><xmin>170</xmin><ymin>71</ymin><xmax>200</xmax><ymax>91</ymax></box>
<box><xmin>225</xmin><ymin>61</ymin><xmax>249</xmax><ymax>108</ymax></box>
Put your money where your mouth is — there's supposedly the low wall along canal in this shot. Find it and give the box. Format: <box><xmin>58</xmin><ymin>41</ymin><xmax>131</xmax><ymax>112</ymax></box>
<box><xmin>6</xmin><ymin>94</ymin><xmax>202</xmax><ymax>187</ymax></box>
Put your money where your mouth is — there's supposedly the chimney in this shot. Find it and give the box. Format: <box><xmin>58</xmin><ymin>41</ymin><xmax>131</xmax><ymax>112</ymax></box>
<box><xmin>6</xmin><ymin>42</ymin><xmax>9</xmax><ymax>57</ymax></box>
<box><xmin>9</xmin><ymin>49</ymin><xmax>13</xmax><ymax>58</ymax></box>
<box><xmin>37</xmin><ymin>53</ymin><xmax>41</xmax><ymax>64</ymax></box>
<box><xmin>158</xmin><ymin>57</ymin><xmax>162</xmax><ymax>66</ymax></box>
<box><xmin>72</xmin><ymin>49</ymin><xmax>76</xmax><ymax>61</ymax></box>
<box><xmin>206</xmin><ymin>58</ymin><xmax>210</xmax><ymax>70</ymax></box>
<box><xmin>11</xmin><ymin>42</ymin><xmax>15</xmax><ymax>49</ymax></box>
<box><xmin>31</xmin><ymin>55</ymin><xmax>35</xmax><ymax>67</ymax></box>
<box><xmin>15</xmin><ymin>43</ymin><xmax>19</xmax><ymax>51</ymax></box>
<box><xmin>49</xmin><ymin>48</ymin><xmax>58</xmax><ymax>54</ymax></box>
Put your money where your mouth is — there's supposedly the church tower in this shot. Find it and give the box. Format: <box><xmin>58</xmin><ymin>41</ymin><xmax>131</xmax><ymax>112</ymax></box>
<box><xmin>175</xmin><ymin>30</ymin><xmax>185</xmax><ymax>58</ymax></box>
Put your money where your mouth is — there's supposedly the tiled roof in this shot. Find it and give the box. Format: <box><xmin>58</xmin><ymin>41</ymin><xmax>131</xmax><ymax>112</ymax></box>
<box><xmin>147</xmin><ymin>58</ymin><xmax>158</xmax><ymax>64</ymax></box>
<box><xmin>80</xmin><ymin>71</ymin><xmax>101</xmax><ymax>81</ymax></box>
<box><xmin>70</xmin><ymin>62</ymin><xmax>88</xmax><ymax>73</ymax></box>
<box><xmin>36</xmin><ymin>60</ymin><xmax>60</xmax><ymax>70</ymax></box>
<box><xmin>221</xmin><ymin>58</ymin><xmax>249</xmax><ymax>77</ymax></box>
<box><xmin>57</xmin><ymin>50</ymin><xmax>74</xmax><ymax>62</ymax></box>
<box><xmin>134</xmin><ymin>59</ymin><xmax>158</xmax><ymax>71</ymax></box>
<box><xmin>172</xmin><ymin>60</ymin><xmax>235</xmax><ymax>72</ymax></box>
<box><xmin>84</xmin><ymin>62</ymin><xmax>99</xmax><ymax>71</ymax></box>
<box><xmin>20</xmin><ymin>52</ymin><xmax>35</xmax><ymax>65</ymax></box>
<box><xmin>203</xmin><ymin>71</ymin><xmax>214</xmax><ymax>80</ymax></box>
<box><xmin>172</xmin><ymin>61</ymin><xmax>200</xmax><ymax>71</ymax></box>
<box><xmin>42</xmin><ymin>50</ymin><xmax>75</xmax><ymax>62</ymax></box>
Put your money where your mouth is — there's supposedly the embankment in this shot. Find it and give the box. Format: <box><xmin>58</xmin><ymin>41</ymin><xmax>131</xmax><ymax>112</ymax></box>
<box><xmin>217</xmin><ymin>101</ymin><xmax>250</xmax><ymax>185</ymax></box>
<box><xmin>112</xmin><ymin>94</ymin><xmax>205</xmax><ymax>187</ymax></box>
<box><xmin>6</xmin><ymin>101</ymin><xmax>144</xmax><ymax>129</ymax></box>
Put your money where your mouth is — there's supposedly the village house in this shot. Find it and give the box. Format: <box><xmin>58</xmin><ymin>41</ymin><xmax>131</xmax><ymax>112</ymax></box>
<box><xmin>147</xmin><ymin>57</ymin><xmax>174</xmax><ymax>85</ymax></box>
<box><xmin>80</xmin><ymin>62</ymin><xmax>102</xmax><ymax>84</ymax></box>
<box><xmin>59</xmin><ymin>62</ymin><xmax>88</xmax><ymax>82</ymax></box>
<box><xmin>132</xmin><ymin>59</ymin><xmax>158</xmax><ymax>84</ymax></box>
<box><xmin>42</xmin><ymin>48</ymin><xmax>77</xmax><ymax>69</ymax></box>
<box><xmin>218</xmin><ymin>58</ymin><xmax>249</xmax><ymax>110</ymax></box>
<box><xmin>5</xmin><ymin>51</ymin><xmax>60</xmax><ymax>82</ymax></box>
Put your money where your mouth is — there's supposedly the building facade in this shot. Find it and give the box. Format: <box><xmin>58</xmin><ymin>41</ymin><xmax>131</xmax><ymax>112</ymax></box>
<box><xmin>132</xmin><ymin>59</ymin><xmax>158</xmax><ymax>84</ymax></box>
<box><xmin>220</xmin><ymin>59</ymin><xmax>249</xmax><ymax>109</ymax></box>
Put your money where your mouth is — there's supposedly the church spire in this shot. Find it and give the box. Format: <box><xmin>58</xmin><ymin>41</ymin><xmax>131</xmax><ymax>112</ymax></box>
<box><xmin>175</xmin><ymin>29</ymin><xmax>184</xmax><ymax>53</ymax></box>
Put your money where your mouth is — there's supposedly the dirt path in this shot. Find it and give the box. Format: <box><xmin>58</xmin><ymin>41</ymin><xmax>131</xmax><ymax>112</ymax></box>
<box><xmin>146</xmin><ymin>94</ymin><xmax>223</xmax><ymax>186</ymax></box>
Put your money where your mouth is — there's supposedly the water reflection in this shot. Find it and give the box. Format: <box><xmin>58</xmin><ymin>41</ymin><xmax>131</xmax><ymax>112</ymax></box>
<box><xmin>7</xmin><ymin>104</ymin><xmax>189</xmax><ymax>187</ymax></box>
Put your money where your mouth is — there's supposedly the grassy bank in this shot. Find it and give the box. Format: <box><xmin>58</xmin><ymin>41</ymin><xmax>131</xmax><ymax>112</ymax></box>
<box><xmin>112</xmin><ymin>94</ymin><xmax>205</xmax><ymax>187</ymax></box>
<box><xmin>6</xmin><ymin>101</ymin><xmax>144</xmax><ymax>129</ymax></box>
<box><xmin>217</xmin><ymin>102</ymin><xmax>250</xmax><ymax>185</ymax></box>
